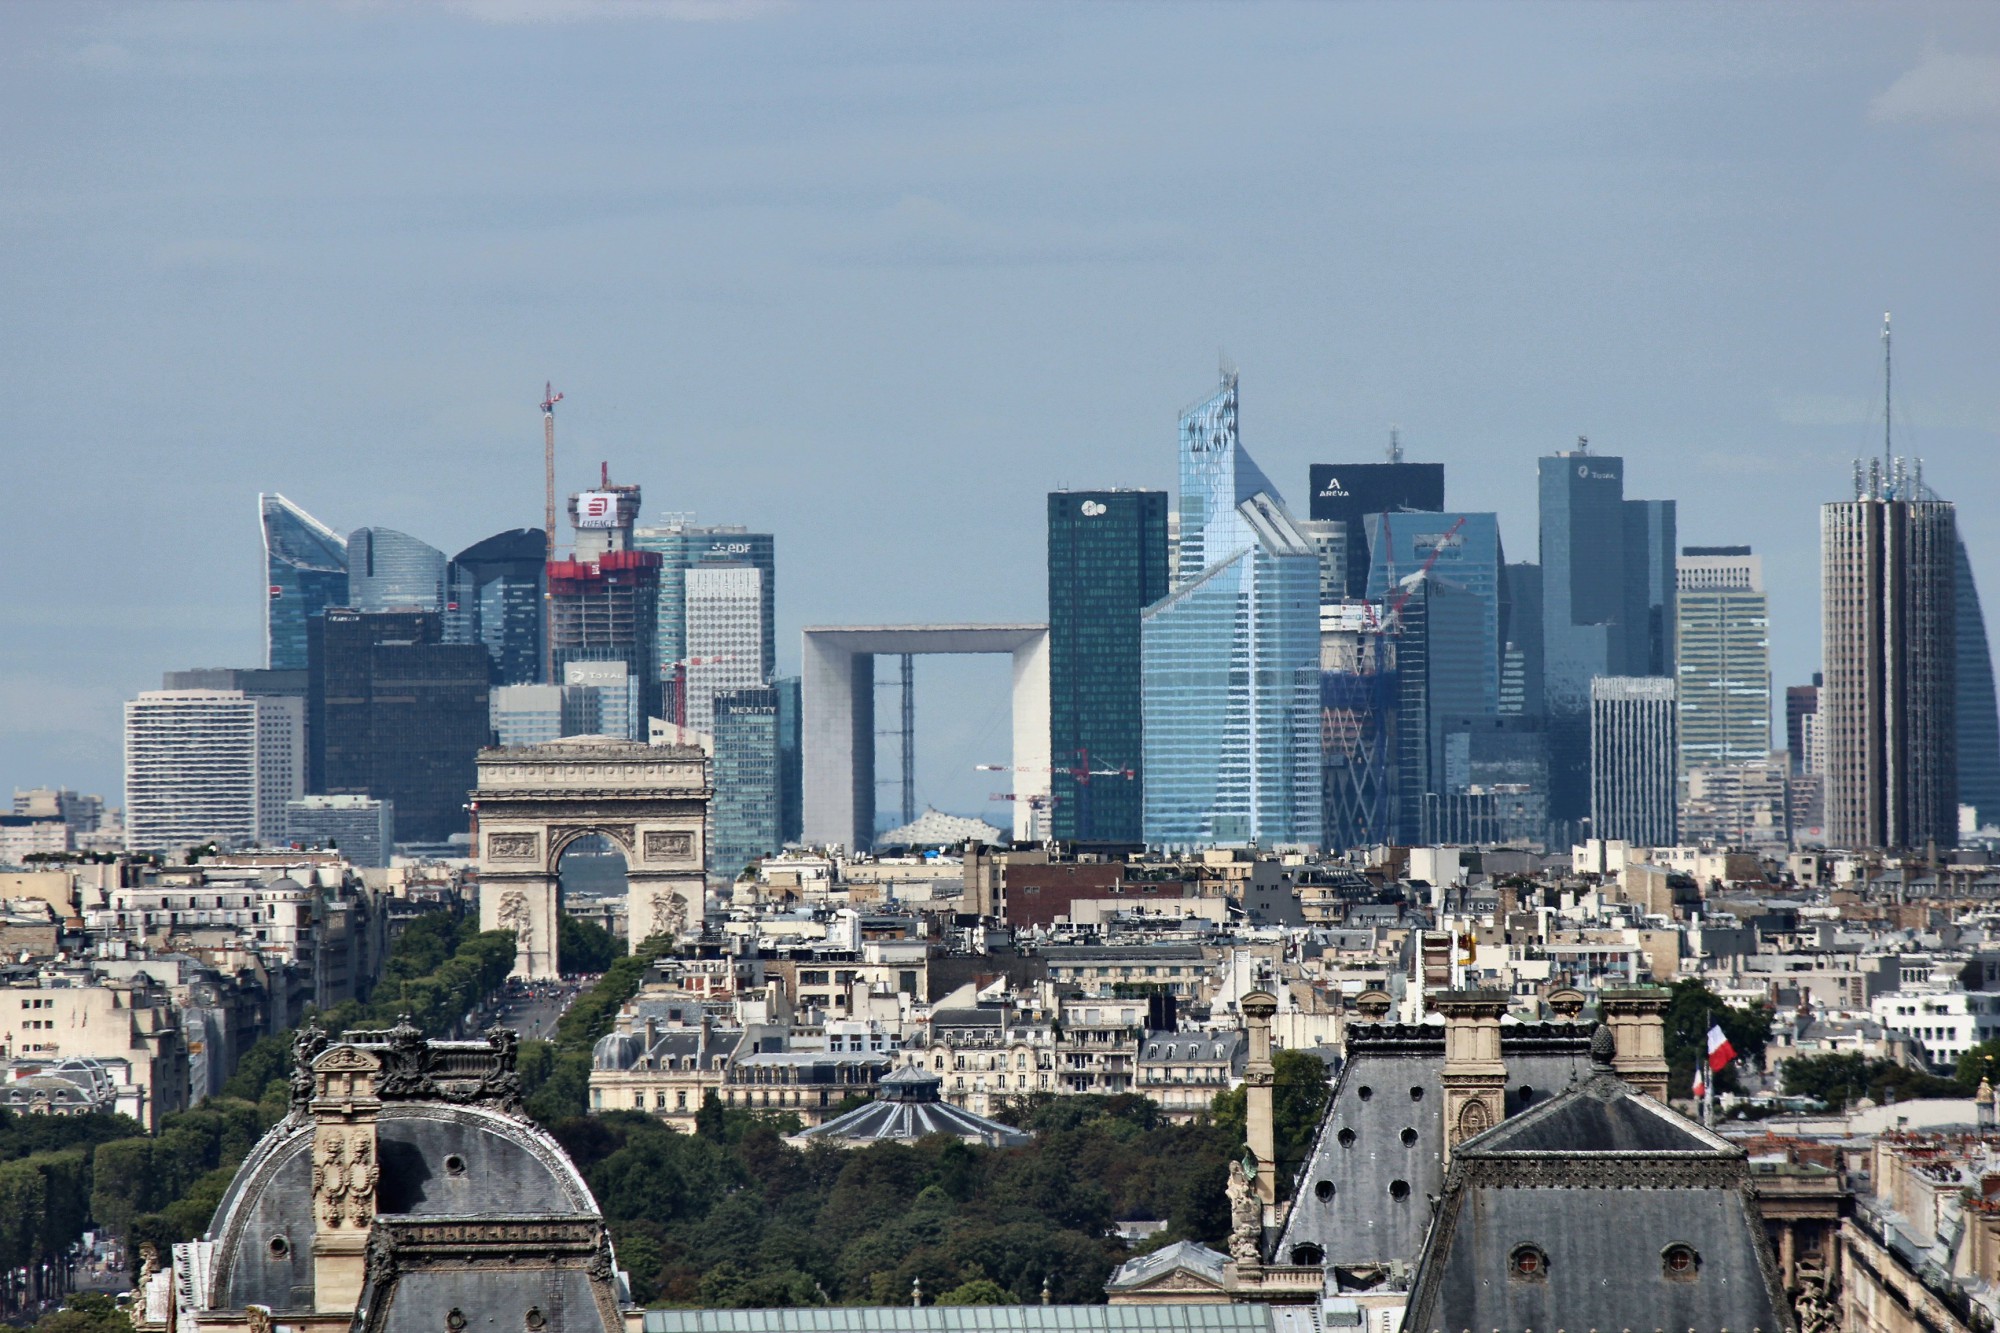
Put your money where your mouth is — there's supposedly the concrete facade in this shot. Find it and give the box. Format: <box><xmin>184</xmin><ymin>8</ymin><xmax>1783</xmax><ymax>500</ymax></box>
<box><xmin>801</xmin><ymin>624</ymin><xmax>1049</xmax><ymax>850</ymax></box>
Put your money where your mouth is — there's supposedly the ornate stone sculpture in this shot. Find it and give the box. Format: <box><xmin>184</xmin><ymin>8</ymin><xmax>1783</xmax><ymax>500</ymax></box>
<box><xmin>649</xmin><ymin>891</ymin><xmax>687</xmax><ymax>938</ymax></box>
<box><xmin>1795</xmin><ymin>1270</ymin><xmax>1839</xmax><ymax>1333</ymax></box>
<box><xmin>497</xmin><ymin>890</ymin><xmax>534</xmax><ymax>953</ymax></box>
<box><xmin>289</xmin><ymin>1024</ymin><xmax>328</xmax><ymax>1114</ymax></box>
<box><xmin>314</xmin><ymin>1132</ymin><xmax>350</xmax><ymax>1227</ymax></box>
<box><xmin>1226</xmin><ymin>1159</ymin><xmax>1262</xmax><ymax>1263</ymax></box>
<box><xmin>377</xmin><ymin>1017</ymin><xmax>434</xmax><ymax>1099</ymax></box>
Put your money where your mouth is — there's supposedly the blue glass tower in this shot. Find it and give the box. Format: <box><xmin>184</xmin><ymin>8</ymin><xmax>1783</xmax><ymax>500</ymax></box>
<box><xmin>348</xmin><ymin>527</ymin><xmax>447</xmax><ymax>613</ymax></box>
<box><xmin>712</xmin><ymin>684</ymin><xmax>783</xmax><ymax>876</ymax></box>
<box><xmin>445</xmin><ymin>528</ymin><xmax>546</xmax><ymax>687</ymax></box>
<box><xmin>1143</xmin><ymin>374</ymin><xmax>1322</xmax><ymax>846</ymax></box>
<box><xmin>262</xmin><ymin>494</ymin><xmax>348</xmax><ymax>671</ymax></box>
<box><xmin>1363</xmin><ymin>512</ymin><xmax>1506</xmax><ymax>718</ymax></box>
<box><xmin>1538</xmin><ymin>450</ymin><xmax>1676</xmax><ymax>829</ymax></box>
<box><xmin>1952</xmin><ymin>533</ymin><xmax>1999</xmax><ymax>829</ymax></box>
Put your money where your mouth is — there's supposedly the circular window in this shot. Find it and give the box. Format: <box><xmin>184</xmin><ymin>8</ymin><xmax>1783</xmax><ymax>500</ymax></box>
<box><xmin>1337</xmin><ymin>1128</ymin><xmax>1356</xmax><ymax>1148</ymax></box>
<box><xmin>1389</xmin><ymin>1180</ymin><xmax>1410</xmax><ymax>1201</ymax></box>
<box><xmin>1358</xmin><ymin>1085</ymin><xmax>1374</xmax><ymax>1101</ymax></box>
<box><xmin>1509</xmin><ymin>1245</ymin><xmax>1549</xmax><ymax>1280</ymax></box>
<box><xmin>1663</xmin><ymin>1244</ymin><xmax>1701</xmax><ymax>1279</ymax></box>
<box><xmin>268</xmin><ymin>1236</ymin><xmax>290</xmax><ymax>1259</ymax></box>
<box><xmin>526</xmin><ymin>1308</ymin><xmax>548</xmax><ymax>1332</ymax></box>
<box><xmin>447</xmin><ymin>1311</ymin><xmax>468</xmax><ymax>1333</ymax></box>
<box><xmin>1410</xmin><ymin>1087</ymin><xmax>1425</xmax><ymax>1101</ymax></box>
<box><xmin>1401</xmin><ymin>1127</ymin><xmax>1419</xmax><ymax>1147</ymax></box>
<box><xmin>1315</xmin><ymin>1180</ymin><xmax>1335</xmax><ymax>1201</ymax></box>
<box><xmin>444</xmin><ymin>1154</ymin><xmax>467</xmax><ymax>1177</ymax></box>
<box><xmin>1518</xmin><ymin>1085</ymin><xmax>1535</xmax><ymax>1106</ymax></box>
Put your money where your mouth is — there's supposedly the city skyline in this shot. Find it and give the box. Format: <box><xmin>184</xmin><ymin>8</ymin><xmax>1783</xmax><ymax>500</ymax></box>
<box><xmin>4</xmin><ymin>4</ymin><xmax>1998</xmax><ymax>822</ymax></box>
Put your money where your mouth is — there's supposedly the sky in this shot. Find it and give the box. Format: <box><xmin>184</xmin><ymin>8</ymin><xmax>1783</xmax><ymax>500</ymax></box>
<box><xmin>3</xmin><ymin>1</ymin><xmax>1998</xmax><ymax>828</ymax></box>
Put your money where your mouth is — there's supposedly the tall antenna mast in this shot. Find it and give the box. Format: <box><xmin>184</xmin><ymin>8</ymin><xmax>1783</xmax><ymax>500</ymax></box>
<box><xmin>1882</xmin><ymin>312</ymin><xmax>1893</xmax><ymax>479</ymax></box>
<box><xmin>1387</xmin><ymin>425</ymin><xmax>1402</xmax><ymax>464</ymax></box>
<box><xmin>540</xmin><ymin>381</ymin><xmax>563</xmax><ymax>683</ymax></box>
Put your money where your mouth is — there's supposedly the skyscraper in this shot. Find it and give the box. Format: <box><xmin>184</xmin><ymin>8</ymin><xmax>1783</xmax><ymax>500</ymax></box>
<box><xmin>285</xmin><ymin>794</ymin><xmax>394</xmax><ymax>868</ymax></box>
<box><xmin>1499</xmin><ymin>561</ymin><xmax>1543</xmax><ymax>717</ymax></box>
<box><xmin>1363</xmin><ymin>511</ymin><xmax>1507</xmax><ymax>719</ymax></box>
<box><xmin>549</xmin><ymin>478</ymin><xmax>662</xmax><ymax>725</ymax></box>
<box><xmin>1047</xmin><ymin>489</ymin><xmax>1170</xmax><ymax>843</ymax></box>
<box><xmin>683</xmin><ymin>562</ymin><xmax>766</xmax><ymax>734</ymax></box>
<box><xmin>1821</xmin><ymin>460</ymin><xmax>1957</xmax><ymax>850</ymax></box>
<box><xmin>489</xmin><ymin>684</ymin><xmax>599</xmax><ymax>747</ymax></box>
<box><xmin>445</xmin><ymin>529</ymin><xmax>546</xmax><ymax>687</ymax></box>
<box><xmin>775</xmin><ymin>675</ymin><xmax>803</xmax><ymax>845</ymax></box>
<box><xmin>347</xmin><ymin>527</ymin><xmax>447</xmax><ymax>613</ymax></box>
<box><xmin>1674</xmin><ymin>546</ymin><xmax>1771</xmax><ymax>771</ymax></box>
<box><xmin>1590</xmin><ymin>676</ymin><xmax>1678</xmax><ymax>846</ymax></box>
<box><xmin>308</xmin><ymin>608</ymin><xmax>493</xmax><ymax>843</ymax></box>
<box><xmin>1954</xmin><ymin>534</ymin><xmax>2000</xmax><ymax>831</ymax></box>
<box><xmin>261</xmin><ymin>494</ymin><xmax>348</xmax><ymax>671</ymax></box>
<box><xmin>1319</xmin><ymin>603</ymin><xmax>1395</xmax><ymax>852</ymax></box>
<box><xmin>1143</xmin><ymin>374</ymin><xmax>1321</xmax><ymax>846</ymax></box>
<box><xmin>633</xmin><ymin>518</ymin><xmax>777</xmax><ymax>683</ymax></box>
<box><xmin>1538</xmin><ymin>447</ymin><xmax>1677</xmax><ymax>830</ymax></box>
<box><xmin>712</xmin><ymin>685</ymin><xmax>783</xmax><ymax>877</ymax></box>
<box><xmin>1307</xmin><ymin>459</ymin><xmax>1445</xmax><ymax>599</ymax></box>
<box><xmin>125</xmin><ymin>690</ymin><xmax>303</xmax><ymax>852</ymax></box>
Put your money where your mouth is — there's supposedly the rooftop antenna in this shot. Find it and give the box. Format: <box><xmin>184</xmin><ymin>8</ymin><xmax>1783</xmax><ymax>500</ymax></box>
<box><xmin>1387</xmin><ymin>425</ymin><xmax>1403</xmax><ymax>465</ymax></box>
<box><xmin>1218</xmin><ymin>348</ymin><xmax>1237</xmax><ymax>385</ymax></box>
<box><xmin>1883</xmin><ymin>312</ymin><xmax>1893</xmax><ymax>480</ymax></box>
<box><xmin>540</xmin><ymin>381</ymin><xmax>563</xmax><ymax>684</ymax></box>
<box><xmin>1577</xmin><ymin>434</ymin><xmax>1590</xmax><ymax>454</ymax></box>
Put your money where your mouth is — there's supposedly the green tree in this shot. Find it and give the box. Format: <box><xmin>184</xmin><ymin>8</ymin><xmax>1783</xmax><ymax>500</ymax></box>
<box><xmin>938</xmin><ymin>1278</ymin><xmax>1013</xmax><ymax>1306</ymax></box>
<box><xmin>29</xmin><ymin>1293</ymin><xmax>132</xmax><ymax>1333</ymax></box>
<box><xmin>1664</xmin><ymin>979</ymin><xmax>1771</xmax><ymax>1095</ymax></box>
<box><xmin>560</xmin><ymin>914</ymin><xmax>626</xmax><ymax>975</ymax></box>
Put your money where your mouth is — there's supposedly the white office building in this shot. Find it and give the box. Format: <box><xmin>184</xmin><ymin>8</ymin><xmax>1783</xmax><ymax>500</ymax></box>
<box><xmin>684</xmin><ymin>562</ymin><xmax>766</xmax><ymax>734</ymax></box>
<box><xmin>125</xmin><ymin>690</ymin><xmax>303</xmax><ymax>853</ymax></box>
<box><xmin>285</xmin><ymin>794</ymin><xmax>394</xmax><ymax>867</ymax></box>
<box><xmin>564</xmin><ymin>660</ymin><xmax>640</xmax><ymax>742</ymax></box>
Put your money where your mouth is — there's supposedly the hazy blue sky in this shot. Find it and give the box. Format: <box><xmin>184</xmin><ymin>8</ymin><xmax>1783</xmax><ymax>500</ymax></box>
<box><xmin>4</xmin><ymin>1</ymin><xmax>1997</xmax><ymax>826</ymax></box>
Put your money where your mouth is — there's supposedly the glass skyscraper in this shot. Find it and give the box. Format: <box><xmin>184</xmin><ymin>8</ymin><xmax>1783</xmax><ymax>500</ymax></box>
<box><xmin>712</xmin><ymin>684</ymin><xmax>783</xmax><ymax>877</ymax></box>
<box><xmin>445</xmin><ymin>528</ymin><xmax>546</xmax><ymax>687</ymax></box>
<box><xmin>347</xmin><ymin>527</ymin><xmax>448</xmax><ymax>613</ymax></box>
<box><xmin>1674</xmin><ymin>546</ymin><xmax>1771</xmax><ymax>772</ymax></box>
<box><xmin>1048</xmin><ymin>489</ymin><xmax>1169</xmax><ymax>843</ymax></box>
<box><xmin>632</xmin><ymin>520</ymin><xmax>776</xmax><ymax>682</ymax></box>
<box><xmin>261</xmin><ymin>494</ymin><xmax>348</xmax><ymax>671</ymax></box>
<box><xmin>1143</xmin><ymin>374</ymin><xmax>1322</xmax><ymax>846</ymax></box>
<box><xmin>1537</xmin><ymin>449</ymin><xmax>1676</xmax><ymax>830</ymax></box>
<box><xmin>1954</xmin><ymin>535</ymin><xmax>2000</xmax><ymax>830</ymax></box>
<box><xmin>1308</xmin><ymin>461</ymin><xmax>1445</xmax><ymax>599</ymax></box>
<box><xmin>1362</xmin><ymin>511</ymin><xmax>1506</xmax><ymax>718</ymax></box>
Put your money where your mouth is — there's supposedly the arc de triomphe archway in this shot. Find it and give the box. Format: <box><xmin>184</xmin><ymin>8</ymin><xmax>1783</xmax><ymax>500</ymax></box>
<box><xmin>472</xmin><ymin>737</ymin><xmax>710</xmax><ymax>980</ymax></box>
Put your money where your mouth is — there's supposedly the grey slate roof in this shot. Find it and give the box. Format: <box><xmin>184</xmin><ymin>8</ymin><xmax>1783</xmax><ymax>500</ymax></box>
<box><xmin>792</xmin><ymin>1065</ymin><xmax>1031</xmax><ymax>1148</ymax></box>
<box><xmin>1402</xmin><ymin>1070</ymin><xmax>1793</xmax><ymax>1333</ymax></box>
<box><xmin>1274</xmin><ymin>1020</ymin><xmax>1596</xmax><ymax>1271</ymax></box>
<box><xmin>1104</xmin><ymin>1239</ymin><xmax>1230</xmax><ymax>1293</ymax></box>
<box><xmin>644</xmin><ymin>1307</ymin><xmax>1281</xmax><ymax>1333</ymax></box>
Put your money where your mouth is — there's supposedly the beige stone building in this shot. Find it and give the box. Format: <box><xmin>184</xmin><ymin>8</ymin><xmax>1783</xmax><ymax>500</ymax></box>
<box><xmin>0</xmin><ymin>973</ymin><xmax>186</xmax><ymax>1129</ymax></box>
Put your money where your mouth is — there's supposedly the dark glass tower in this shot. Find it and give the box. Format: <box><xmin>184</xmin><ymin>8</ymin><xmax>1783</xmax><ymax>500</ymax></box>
<box><xmin>1538</xmin><ymin>449</ymin><xmax>1676</xmax><ymax>830</ymax></box>
<box><xmin>308</xmin><ymin>608</ymin><xmax>493</xmax><ymax>843</ymax></box>
<box><xmin>1048</xmin><ymin>489</ymin><xmax>1169</xmax><ymax>842</ymax></box>
<box><xmin>1308</xmin><ymin>462</ymin><xmax>1445</xmax><ymax>598</ymax></box>
<box><xmin>446</xmin><ymin>528</ymin><xmax>546</xmax><ymax>686</ymax></box>
<box><xmin>775</xmin><ymin>675</ymin><xmax>803</xmax><ymax>844</ymax></box>
<box><xmin>1954</xmin><ymin>535</ymin><xmax>2000</xmax><ymax>830</ymax></box>
<box><xmin>261</xmin><ymin>494</ymin><xmax>348</xmax><ymax>671</ymax></box>
<box><xmin>712</xmin><ymin>685</ymin><xmax>783</xmax><ymax>876</ymax></box>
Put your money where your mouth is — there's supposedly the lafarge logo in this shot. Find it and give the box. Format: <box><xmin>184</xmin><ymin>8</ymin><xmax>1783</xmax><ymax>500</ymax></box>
<box><xmin>1080</xmin><ymin>500</ymin><xmax>1107</xmax><ymax>517</ymax></box>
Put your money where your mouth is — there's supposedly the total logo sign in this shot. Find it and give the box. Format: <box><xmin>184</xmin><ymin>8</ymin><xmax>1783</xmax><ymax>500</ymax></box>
<box><xmin>1080</xmin><ymin>500</ymin><xmax>1108</xmax><ymax>517</ymax></box>
<box><xmin>1575</xmin><ymin>464</ymin><xmax>1617</xmax><ymax>482</ymax></box>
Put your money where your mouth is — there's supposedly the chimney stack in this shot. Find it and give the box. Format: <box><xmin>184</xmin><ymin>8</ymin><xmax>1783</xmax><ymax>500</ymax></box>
<box><xmin>1598</xmin><ymin>987</ymin><xmax>1672</xmax><ymax>1100</ymax></box>
<box><xmin>1434</xmin><ymin>989</ymin><xmax>1509</xmax><ymax>1163</ymax></box>
<box><xmin>1240</xmin><ymin>990</ymin><xmax>1280</xmax><ymax>1210</ymax></box>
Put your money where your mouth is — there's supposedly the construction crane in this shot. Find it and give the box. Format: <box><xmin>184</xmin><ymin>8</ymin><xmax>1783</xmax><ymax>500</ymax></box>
<box><xmin>540</xmin><ymin>382</ymin><xmax>563</xmax><ymax>684</ymax></box>
<box><xmin>663</xmin><ymin>653</ymin><xmax>739</xmax><ymax>728</ymax></box>
<box><xmin>1361</xmin><ymin>512</ymin><xmax>1467</xmax><ymax>634</ymax></box>
<box><xmin>976</xmin><ymin>748</ymin><xmax>1134</xmax><ymax>842</ymax></box>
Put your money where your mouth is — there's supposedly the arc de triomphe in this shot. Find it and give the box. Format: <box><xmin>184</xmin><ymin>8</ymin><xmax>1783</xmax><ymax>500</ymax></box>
<box><xmin>472</xmin><ymin>737</ymin><xmax>710</xmax><ymax>979</ymax></box>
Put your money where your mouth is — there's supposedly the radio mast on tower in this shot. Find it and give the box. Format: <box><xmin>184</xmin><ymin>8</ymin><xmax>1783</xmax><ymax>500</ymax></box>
<box><xmin>541</xmin><ymin>381</ymin><xmax>563</xmax><ymax>682</ymax></box>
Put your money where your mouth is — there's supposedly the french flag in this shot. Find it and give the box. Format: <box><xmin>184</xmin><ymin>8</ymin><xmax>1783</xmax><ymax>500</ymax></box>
<box><xmin>1707</xmin><ymin>1024</ymin><xmax>1737</xmax><ymax>1073</ymax></box>
<box><xmin>1692</xmin><ymin>1066</ymin><xmax>1706</xmax><ymax>1099</ymax></box>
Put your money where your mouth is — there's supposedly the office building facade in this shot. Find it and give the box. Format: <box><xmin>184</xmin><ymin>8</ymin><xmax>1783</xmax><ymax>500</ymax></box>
<box><xmin>125</xmin><ymin>690</ymin><xmax>303</xmax><ymax>853</ymax></box>
<box><xmin>490</xmin><ymin>684</ymin><xmax>599</xmax><ymax>747</ymax></box>
<box><xmin>308</xmin><ymin>608</ymin><xmax>493</xmax><ymax>843</ymax></box>
<box><xmin>1539</xmin><ymin>449</ymin><xmax>1676</xmax><ymax>830</ymax></box>
<box><xmin>1307</xmin><ymin>461</ymin><xmax>1445</xmax><ymax>599</ymax></box>
<box><xmin>1590</xmin><ymin>676</ymin><xmax>1678</xmax><ymax>847</ymax></box>
<box><xmin>1953</xmin><ymin>535</ymin><xmax>2000</xmax><ymax>831</ymax></box>
<box><xmin>261</xmin><ymin>494</ymin><xmax>348</xmax><ymax>671</ymax></box>
<box><xmin>1675</xmin><ymin>546</ymin><xmax>1771</xmax><ymax>771</ymax></box>
<box><xmin>633</xmin><ymin>519</ymin><xmax>777</xmax><ymax>683</ymax></box>
<box><xmin>1821</xmin><ymin>465</ymin><xmax>1957</xmax><ymax>850</ymax></box>
<box><xmin>1048</xmin><ymin>489</ymin><xmax>1169</xmax><ymax>842</ymax></box>
<box><xmin>285</xmin><ymin>794</ymin><xmax>394</xmax><ymax>868</ymax></box>
<box><xmin>347</xmin><ymin>527</ymin><xmax>447</xmax><ymax>613</ymax></box>
<box><xmin>564</xmin><ymin>661</ymin><xmax>639</xmax><ymax>742</ymax></box>
<box><xmin>1320</xmin><ymin>604</ymin><xmax>1396</xmax><ymax>852</ymax></box>
<box><xmin>1363</xmin><ymin>511</ymin><xmax>1507</xmax><ymax>719</ymax></box>
<box><xmin>445</xmin><ymin>528</ymin><xmax>545</xmax><ymax>686</ymax></box>
<box><xmin>1143</xmin><ymin>374</ymin><xmax>1321</xmax><ymax>846</ymax></box>
<box><xmin>712</xmin><ymin>685</ymin><xmax>783</xmax><ymax>878</ymax></box>
<box><xmin>774</xmin><ymin>676</ymin><xmax>803</xmax><ymax>845</ymax></box>
<box><xmin>683</xmin><ymin>563</ymin><xmax>766</xmax><ymax>734</ymax></box>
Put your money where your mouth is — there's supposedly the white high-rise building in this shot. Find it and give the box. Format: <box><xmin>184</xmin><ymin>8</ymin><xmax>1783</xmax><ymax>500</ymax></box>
<box><xmin>1675</xmin><ymin>546</ymin><xmax>1770</xmax><ymax>771</ymax></box>
<box><xmin>683</xmin><ymin>563</ymin><xmax>765</xmax><ymax>734</ymax></box>
<box><xmin>563</xmin><ymin>661</ymin><xmax>640</xmax><ymax>742</ymax></box>
<box><xmin>125</xmin><ymin>690</ymin><xmax>303</xmax><ymax>853</ymax></box>
<box><xmin>1590</xmin><ymin>677</ymin><xmax>1678</xmax><ymax>847</ymax></box>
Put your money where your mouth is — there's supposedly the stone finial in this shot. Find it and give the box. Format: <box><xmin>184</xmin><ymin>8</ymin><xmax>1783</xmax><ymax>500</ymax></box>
<box><xmin>1590</xmin><ymin>1024</ymin><xmax>1616</xmax><ymax>1068</ymax></box>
